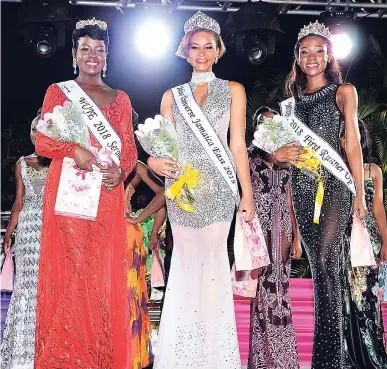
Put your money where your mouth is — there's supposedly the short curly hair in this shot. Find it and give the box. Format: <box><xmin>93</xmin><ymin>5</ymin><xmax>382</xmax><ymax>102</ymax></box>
<box><xmin>72</xmin><ymin>24</ymin><xmax>109</xmax><ymax>52</ymax></box>
<box><xmin>176</xmin><ymin>29</ymin><xmax>226</xmax><ymax>59</ymax></box>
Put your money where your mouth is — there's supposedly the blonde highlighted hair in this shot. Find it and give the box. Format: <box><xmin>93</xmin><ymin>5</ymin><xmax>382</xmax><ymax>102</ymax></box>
<box><xmin>175</xmin><ymin>29</ymin><xmax>226</xmax><ymax>59</ymax></box>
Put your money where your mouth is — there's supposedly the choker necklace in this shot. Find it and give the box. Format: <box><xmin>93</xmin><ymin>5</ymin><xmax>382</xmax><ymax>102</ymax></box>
<box><xmin>191</xmin><ymin>71</ymin><xmax>216</xmax><ymax>86</ymax></box>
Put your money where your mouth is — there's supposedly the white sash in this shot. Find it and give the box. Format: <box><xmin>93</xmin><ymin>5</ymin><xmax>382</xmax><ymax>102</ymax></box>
<box><xmin>171</xmin><ymin>83</ymin><xmax>239</xmax><ymax>202</ymax></box>
<box><xmin>280</xmin><ymin>97</ymin><xmax>356</xmax><ymax>196</ymax></box>
<box><xmin>56</xmin><ymin>80</ymin><xmax>121</xmax><ymax>166</ymax></box>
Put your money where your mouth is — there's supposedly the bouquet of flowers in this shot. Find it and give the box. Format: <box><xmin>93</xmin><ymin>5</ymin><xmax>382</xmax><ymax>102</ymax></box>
<box><xmin>252</xmin><ymin>115</ymin><xmax>324</xmax><ymax>223</ymax></box>
<box><xmin>37</xmin><ymin>101</ymin><xmax>90</xmax><ymax>148</ymax></box>
<box><xmin>37</xmin><ymin>102</ymin><xmax>105</xmax><ymax>221</ymax></box>
<box><xmin>252</xmin><ymin>115</ymin><xmax>297</xmax><ymax>154</ymax></box>
<box><xmin>135</xmin><ymin>115</ymin><xmax>199</xmax><ymax>212</ymax></box>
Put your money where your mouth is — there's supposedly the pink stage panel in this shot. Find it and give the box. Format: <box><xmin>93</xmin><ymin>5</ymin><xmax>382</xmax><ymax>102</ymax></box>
<box><xmin>234</xmin><ymin>278</ymin><xmax>387</xmax><ymax>367</ymax></box>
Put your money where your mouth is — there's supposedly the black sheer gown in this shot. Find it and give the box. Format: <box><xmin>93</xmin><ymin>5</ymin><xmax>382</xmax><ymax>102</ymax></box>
<box><xmin>290</xmin><ymin>84</ymin><xmax>353</xmax><ymax>369</ymax></box>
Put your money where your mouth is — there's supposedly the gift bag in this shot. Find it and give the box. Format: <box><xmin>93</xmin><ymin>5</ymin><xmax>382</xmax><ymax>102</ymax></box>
<box><xmin>55</xmin><ymin>157</ymin><xmax>103</xmax><ymax>221</ymax></box>
<box><xmin>151</xmin><ymin>248</ymin><xmax>165</xmax><ymax>288</ymax></box>
<box><xmin>231</xmin><ymin>213</ymin><xmax>270</xmax><ymax>297</ymax></box>
<box><xmin>0</xmin><ymin>253</ymin><xmax>14</xmax><ymax>292</ymax></box>
<box><xmin>350</xmin><ymin>214</ymin><xmax>376</xmax><ymax>268</ymax></box>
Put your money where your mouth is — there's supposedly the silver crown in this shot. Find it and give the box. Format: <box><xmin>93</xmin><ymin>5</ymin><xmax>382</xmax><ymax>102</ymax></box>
<box><xmin>76</xmin><ymin>18</ymin><xmax>108</xmax><ymax>31</ymax></box>
<box><xmin>184</xmin><ymin>11</ymin><xmax>221</xmax><ymax>35</ymax></box>
<box><xmin>297</xmin><ymin>21</ymin><xmax>331</xmax><ymax>41</ymax></box>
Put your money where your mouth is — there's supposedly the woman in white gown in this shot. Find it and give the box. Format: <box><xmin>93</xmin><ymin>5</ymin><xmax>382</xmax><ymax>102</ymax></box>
<box><xmin>148</xmin><ymin>11</ymin><xmax>254</xmax><ymax>369</ymax></box>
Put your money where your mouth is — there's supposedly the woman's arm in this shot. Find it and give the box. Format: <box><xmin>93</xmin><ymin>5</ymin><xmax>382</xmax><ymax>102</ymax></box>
<box><xmin>35</xmin><ymin>85</ymin><xmax>78</xmax><ymax>159</ymax></box>
<box><xmin>371</xmin><ymin>164</ymin><xmax>387</xmax><ymax>257</ymax></box>
<box><xmin>3</xmin><ymin>161</ymin><xmax>24</xmax><ymax>254</ymax></box>
<box><xmin>229</xmin><ymin>81</ymin><xmax>254</xmax><ymax>221</ymax></box>
<box><xmin>338</xmin><ymin>84</ymin><xmax>366</xmax><ymax>217</ymax></box>
<box><xmin>129</xmin><ymin>162</ymin><xmax>166</xmax><ymax>223</ymax></box>
<box><xmin>147</xmin><ymin>90</ymin><xmax>180</xmax><ymax>179</ymax></box>
<box><xmin>287</xmin><ymin>183</ymin><xmax>302</xmax><ymax>259</ymax></box>
<box><xmin>149</xmin><ymin>207</ymin><xmax>167</xmax><ymax>251</ymax></box>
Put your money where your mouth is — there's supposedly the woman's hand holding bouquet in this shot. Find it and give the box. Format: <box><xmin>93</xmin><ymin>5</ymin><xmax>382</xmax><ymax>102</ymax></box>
<box><xmin>135</xmin><ymin>115</ymin><xmax>200</xmax><ymax>212</ymax></box>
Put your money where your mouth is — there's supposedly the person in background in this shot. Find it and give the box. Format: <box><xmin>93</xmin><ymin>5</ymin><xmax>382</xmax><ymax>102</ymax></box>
<box><xmin>248</xmin><ymin>106</ymin><xmax>302</xmax><ymax>369</ymax></box>
<box><xmin>0</xmin><ymin>113</ymin><xmax>50</xmax><ymax>369</ymax></box>
<box><xmin>125</xmin><ymin>161</ymin><xmax>166</xmax><ymax>369</ymax></box>
<box><xmin>341</xmin><ymin>121</ymin><xmax>387</xmax><ymax>369</ymax></box>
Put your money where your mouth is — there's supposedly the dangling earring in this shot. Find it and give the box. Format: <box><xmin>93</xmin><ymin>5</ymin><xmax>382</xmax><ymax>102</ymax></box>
<box><xmin>73</xmin><ymin>56</ymin><xmax>77</xmax><ymax>75</ymax></box>
<box><xmin>215</xmin><ymin>57</ymin><xmax>219</xmax><ymax>64</ymax></box>
<box><xmin>103</xmin><ymin>62</ymin><xmax>107</xmax><ymax>78</ymax></box>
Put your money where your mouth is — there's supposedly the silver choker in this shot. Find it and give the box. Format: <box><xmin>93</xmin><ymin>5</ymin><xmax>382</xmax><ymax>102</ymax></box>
<box><xmin>191</xmin><ymin>72</ymin><xmax>216</xmax><ymax>86</ymax></box>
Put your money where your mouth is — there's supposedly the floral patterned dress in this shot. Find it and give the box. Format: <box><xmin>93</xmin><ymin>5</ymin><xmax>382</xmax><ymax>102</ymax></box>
<box><xmin>248</xmin><ymin>151</ymin><xmax>299</xmax><ymax>369</ymax></box>
<box><xmin>347</xmin><ymin>164</ymin><xmax>387</xmax><ymax>369</ymax></box>
<box><xmin>125</xmin><ymin>184</ymin><xmax>152</xmax><ymax>369</ymax></box>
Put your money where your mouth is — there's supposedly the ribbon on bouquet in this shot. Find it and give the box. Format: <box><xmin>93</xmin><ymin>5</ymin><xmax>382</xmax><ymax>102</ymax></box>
<box><xmin>231</xmin><ymin>213</ymin><xmax>270</xmax><ymax>298</ymax></box>
<box><xmin>164</xmin><ymin>163</ymin><xmax>199</xmax><ymax>213</ymax></box>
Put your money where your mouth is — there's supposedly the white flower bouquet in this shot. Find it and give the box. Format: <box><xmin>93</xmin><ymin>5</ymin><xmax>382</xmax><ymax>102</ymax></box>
<box><xmin>252</xmin><ymin>114</ymin><xmax>324</xmax><ymax>224</ymax></box>
<box><xmin>37</xmin><ymin>101</ymin><xmax>91</xmax><ymax>148</ymax></box>
<box><xmin>135</xmin><ymin>115</ymin><xmax>199</xmax><ymax>212</ymax></box>
<box><xmin>252</xmin><ymin>115</ymin><xmax>297</xmax><ymax>154</ymax></box>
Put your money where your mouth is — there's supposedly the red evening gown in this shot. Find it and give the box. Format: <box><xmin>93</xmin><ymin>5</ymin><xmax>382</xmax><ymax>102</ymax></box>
<box><xmin>34</xmin><ymin>84</ymin><xmax>137</xmax><ymax>369</ymax></box>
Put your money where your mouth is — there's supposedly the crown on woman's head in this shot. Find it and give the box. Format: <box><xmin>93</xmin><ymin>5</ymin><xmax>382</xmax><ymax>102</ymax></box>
<box><xmin>184</xmin><ymin>11</ymin><xmax>221</xmax><ymax>35</ymax></box>
<box><xmin>76</xmin><ymin>17</ymin><xmax>108</xmax><ymax>31</ymax></box>
<box><xmin>297</xmin><ymin>21</ymin><xmax>331</xmax><ymax>41</ymax></box>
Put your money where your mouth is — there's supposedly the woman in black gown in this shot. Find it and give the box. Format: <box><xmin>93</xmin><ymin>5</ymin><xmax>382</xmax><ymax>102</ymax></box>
<box><xmin>285</xmin><ymin>22</ymin><xmax>366</xmax><ymax>369</ymax></box>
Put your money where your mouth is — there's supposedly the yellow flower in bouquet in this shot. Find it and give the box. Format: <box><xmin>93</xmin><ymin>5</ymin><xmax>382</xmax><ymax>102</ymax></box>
<box><xmin>165</xmin><ymin>163</ymin><xmax>200</xmax><ymax>213</ymax></box>
<box><xmin>294</xmin><ymin>146</ymin><xmax>324</xmax><ymax>225</ymax></box>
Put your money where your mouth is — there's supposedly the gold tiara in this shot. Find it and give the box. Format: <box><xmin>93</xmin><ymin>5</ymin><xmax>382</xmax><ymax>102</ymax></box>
<box><xmin>298</xmin><ymin>21</ymin><xmax>331</xmax><ymax>41</ymax></box>
<box><xmin>76</xmin><ymin>18</ymin><xmax>108</xmax><ymax>31</ymax></box>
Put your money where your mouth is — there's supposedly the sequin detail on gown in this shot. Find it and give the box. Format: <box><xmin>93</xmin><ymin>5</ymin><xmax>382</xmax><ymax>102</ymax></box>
<box><xmin>166</xmin><ymin>78</ymin><xmax>236</xmax><ymax>229</ymax></box>
<box><xmin>248</xmin><ymin>153</ymin><xmax>299</xmax><ymax>369</ymax></box>
<box><xmin>0</xmin><ymin>157</ymin><xmax>48</xmax><ymax>369</ymax></box>
<box><xmin>154</xmin><ymin>78</ymin><xmax>240</xmax><ymax>369</ymax></box>
<box><xmin>290</xmin><ymin>84</ymin><xmax>353</xmax><ymax>369</ymax></box>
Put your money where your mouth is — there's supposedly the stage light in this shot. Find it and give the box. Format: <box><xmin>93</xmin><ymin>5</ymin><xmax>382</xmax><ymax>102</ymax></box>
<box><xmin>247</xmin><ymin>37</ymin><xmax>267</xmax><ymax>65</ymax></box>
<box><xmin>223</xmin><ymin>3</ymin><xmax>284</xmax><ymax>66</ymax></box>
<box><xmin>34</xmin><ymin>25</ymin><xmax>57</xmax><ymax>57</ymax></box>
<box><xmin>136</xmin><ymin>20</ymin><xmax>171</xmax><ymax>58</ymax></box>
<box><xmin>331</xmin><ymin>33</ymin><xmax>353</xmax><ymax>60</ymax></box>
<box><xmin>320</xmin><ymin>11</ymin><xmax>357</xmax><ymax>61</ymax></box>
<box><xmin>19</xmin><ymin>0</ymin><xmax>72</xmax><ymax>58</ymax></box>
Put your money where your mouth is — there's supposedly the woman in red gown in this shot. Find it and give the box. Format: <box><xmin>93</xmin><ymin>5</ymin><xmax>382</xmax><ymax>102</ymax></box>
<box><xmin>34</xmin><ymin>19</ymin><xmax>137</xmax><ymax>369</ymax></box>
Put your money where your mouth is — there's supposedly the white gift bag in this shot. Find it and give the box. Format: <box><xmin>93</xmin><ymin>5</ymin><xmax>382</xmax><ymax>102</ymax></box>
<box><xmin>350</xmin><ymin>214</ymin><xmax>376</xmax><ymax>268</ymax></box>
<box><xmin>55</xmin><ymin>157</ymin><xmax>103</xmax><ymax>221</ymax></box>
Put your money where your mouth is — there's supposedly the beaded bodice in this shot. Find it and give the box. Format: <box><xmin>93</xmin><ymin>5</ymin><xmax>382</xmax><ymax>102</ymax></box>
<box><xmin>19</xmin><ymin>156</ymin><xmax>48</xmax><ymax>209</ymax></box>
<box><xmin>166</xmin><ymin>78</ymin><xmax>236</xmax><ymax>228</ymax></box>
<box><xmin>295</xmin><ymin>83</ymin><xmax>344</xmax><ymax>155</ymax></box>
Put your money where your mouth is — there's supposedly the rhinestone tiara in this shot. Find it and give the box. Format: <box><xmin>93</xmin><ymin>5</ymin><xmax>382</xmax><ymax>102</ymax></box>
<box><xmin>297</xmin><ymin>21</ymin><xmax>331</xmax><ymax>41</ymax></box>
<box><xmin>184</xmin><ymin>11</ymin><xmax>221</xmax><ymax>35</ymax></box>
<box><xmin>76</xmin><ymin>18</ymin><xmax>108</xmax><ymax>31</ymax></box>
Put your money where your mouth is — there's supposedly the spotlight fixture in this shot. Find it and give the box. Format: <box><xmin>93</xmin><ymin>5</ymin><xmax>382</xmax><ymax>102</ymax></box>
<box><xmin>320</xmin><ymin>11</ymin><xmax>357</xmax><ymax>60</ymax></box>
<box><xmin>223</xmin><ymin>3</ymin><xmax>284</xmax><ymax>66</ymax></box>
<box><xmin>19</xmin><ymin>0</ymin><xmax>73</xmax><ymax>58</ymax></box>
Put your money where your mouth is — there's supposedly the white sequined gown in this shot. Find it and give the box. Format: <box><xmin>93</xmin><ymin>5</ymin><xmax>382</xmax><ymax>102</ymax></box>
<box><xmin>154</xmin><ymin>79</ymin><xmax>241</xmax><ymax>369</ymax></box>
<box><xmin>0</xmin><ymin>157</ymin><xmax>47</xmax><ymax>369</ymax></box>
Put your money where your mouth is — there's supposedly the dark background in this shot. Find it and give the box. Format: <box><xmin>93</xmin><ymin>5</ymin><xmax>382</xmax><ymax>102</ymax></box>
<box><xmin>2</xmin><ymin>3</ymin><xmax>386</xmax><ymax>209</ymax></box>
